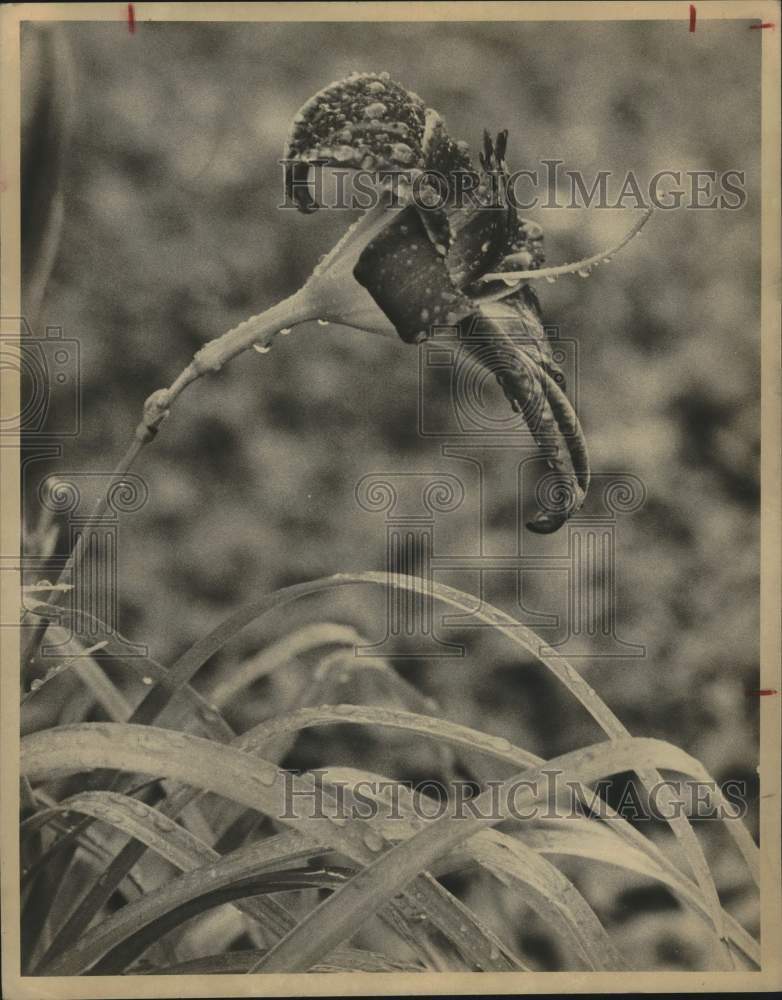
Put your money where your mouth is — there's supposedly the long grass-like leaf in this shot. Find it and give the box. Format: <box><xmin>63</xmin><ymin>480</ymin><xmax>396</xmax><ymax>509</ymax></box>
<box><xmin>250</xmin><ymin>735</ymin><xmax>741</xmax><ymax>972</ymax></box>
<box><xmin>147</xmin><ymin>570</ymin><xmax>756</xmax><ymax>959</ymax></box>
<box><xmin>318</xmin><ymin>766</ymin><xmax>623</xmax><ymax>969</ymax></box>
<box><xmin>22</xmin><ymin>790</ymin><xmax>309</xmax><ymax>947</ymax></box>
<box><xmin>41</xmin><ymin>831</ymin><xmax>313</xmax><ymax>974</ymax></box>
<box><xmin>322</xmin><ymin>767</ymin><xmax>758</xmax><ymax>968</ymax></box>
<box><xmin>233</xmin><ymin>701</ymin><xmax>750</xmax><ymax>935</ymax></box>
<box><xmin>137</xmin><ymin>573</ymin><xmax>757</xmax><ymax>888</ymax></box>
<box><xmin>93</xmin><ymin>866</ymin><xmax>354</xmax><ymax>974</ymax></box>
<box><xmin>23</xmin><ymin>724</ymin><xmax>521</xmax><ymax>974</ymax></box>
<box><xmin>207</xmin><ymin>622</ymin><xmax>364</xmax><ymax>708</ymax></box>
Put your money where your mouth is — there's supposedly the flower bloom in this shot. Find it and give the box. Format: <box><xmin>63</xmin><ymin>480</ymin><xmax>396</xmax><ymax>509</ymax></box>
<box><xmin>171</xmin><ymin>73</ymin><xmax>649</xmax><ymax>533</ymax></box>
<box><xmin>285</xmin><ymin>72</ymin><xmax>592</xmax><ymax>532</ymax></box>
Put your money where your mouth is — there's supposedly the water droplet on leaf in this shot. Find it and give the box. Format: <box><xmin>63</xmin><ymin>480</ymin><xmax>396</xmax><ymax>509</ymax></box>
<box><xmin>362</xmin><ymin>829</ymin><xmax>385</xmax><ymax>852</ymax></box>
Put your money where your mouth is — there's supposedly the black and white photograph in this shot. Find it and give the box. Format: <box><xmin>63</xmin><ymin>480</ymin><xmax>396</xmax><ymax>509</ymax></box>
<box><xmin>1</xmin><ymin>2</ymin><xmax>780</xmax><ymax>996</ymax></box>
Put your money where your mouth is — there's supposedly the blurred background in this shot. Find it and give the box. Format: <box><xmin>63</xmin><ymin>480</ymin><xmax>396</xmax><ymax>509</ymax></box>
<box><xmin>21</xmin><ymin>17</ymin><xmax>761</xmax><ymax>970</ymax></box>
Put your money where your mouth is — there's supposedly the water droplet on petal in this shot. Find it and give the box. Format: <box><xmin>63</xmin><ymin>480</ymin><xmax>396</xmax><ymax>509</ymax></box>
<box><xmin>363</xmin><ymin>102</ymin><xmax>387</xmax><ymax>119</ymax></box>
<box><xmin>333</xmin><ymin>145</ymin><xmax>356</xmax><ymax>163</ymax></box>
<box><xmin>390</xmin><ymin>142</ymin><xmax>415</xmax><ymax>165</ymax></box>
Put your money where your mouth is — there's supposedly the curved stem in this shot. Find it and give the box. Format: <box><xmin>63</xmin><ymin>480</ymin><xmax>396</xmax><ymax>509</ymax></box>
<box><xmin>28</xmin><ymin>289</ymin><xmax>318</xmax><ymax>664</ymax></box>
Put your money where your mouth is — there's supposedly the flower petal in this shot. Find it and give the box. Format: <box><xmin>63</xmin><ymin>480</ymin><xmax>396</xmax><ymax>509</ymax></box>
<box><xmin>456</xmin><ymin>311</ymin><xmax>589</xmax><ymax>532</ymax></box>
<box><xmin>284</xmin><ymin>73</ymin><xmax>472</xmax><ymax>212</ymax></box>
<box><xmin>353</xmin><ymin>206</ymin><xmax>473</xmax><ymax>343</ymax></box>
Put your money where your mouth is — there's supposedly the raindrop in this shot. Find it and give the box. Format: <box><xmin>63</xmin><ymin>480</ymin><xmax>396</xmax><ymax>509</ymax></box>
<box><xmin>317</xmin><ymin>319</ymin><xmax>329</xmax><ymax>326</ymax></box>
<box><xmin>363</xmin><ymin>102</ymin><xmax>387</xmax><ymax>119</ymax></box>
<box><xmin>30</xmin><ymin>679</ymin><xmax>42</xmax><ymax>691</ymax></box>
<box><xmin>544</xmin><ymin>275</ymin><xmax>557</xmax><ymax>284</ymax></box>
<box><xmin>141</xmin><ymin>676</ymin><xmax>153</xmax><ymax>686</ymax></box>
<box><xmin>602</xmin><ymin>257</ymin><xmax>612</xmax><ymax>263</ymax></box>
<box><xmin>362</xmin><ymin>829</ymin><xmax>385</xmax><ymax>852</ymax></box>
<box><xmin>390</xmin><ymin>142</ymin><xmax>415</xmax><ymax>165</ymax></box>
<box><xmin>253</xmin><ymin>344</ymin><xmax>272</xmax><ymax>354</ymax></box>
<box><xmin>480</xmin><ymin>241</ymin><xmax>491</xmax><ymax>253</ymax></box>
<box><xmin>488</xmin><ymin>736</ymin><xmax>511</xmax><ymax>752</ymax></box>
<box><xmin>577</xmin><ymin>267</ymin><xmax>591</xmax><ymax>278</ymax></box>
<box><xmin>255</xmin><ymin>764</ymin><xmax>278</xmax><ymax>787</ymax></box>
<box><xmin>280</xmin><ymin>328</ymin><xmax>291</xmax><ymax>336</ymax></box>
<box><xmin>153</xmin><ymin>814</ymin><xmax>176</xmax><ymax>833</ymax></box>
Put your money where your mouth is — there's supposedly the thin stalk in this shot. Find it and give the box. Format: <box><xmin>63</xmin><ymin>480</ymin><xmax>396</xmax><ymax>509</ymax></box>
<box><xmin>480</xmin><ymin>208</ymin><xmax>653</xmax><ymax>287</ymax></box>
<box><xmin>27</xmin><ymin>288</ymin><xmax>317</xmax><ymax>665</ymax></box>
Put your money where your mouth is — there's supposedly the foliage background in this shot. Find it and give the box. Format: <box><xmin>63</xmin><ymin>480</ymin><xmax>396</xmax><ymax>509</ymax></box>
<box><xmin>24</xmin><ymin>17</ymin><xmax>761</xmax><ymax>970</ymax></box>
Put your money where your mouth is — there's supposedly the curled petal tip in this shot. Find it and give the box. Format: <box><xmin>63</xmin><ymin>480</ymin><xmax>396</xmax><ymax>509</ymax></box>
<box><xmin>284</xmin><ymin>73</ymin><xmax>471</xmax><ymax>209</ymax></box>
<box><xmin>525</xmin><ymin>512</ymin><xmax>570</xmax><ymax>534</ymax></box>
